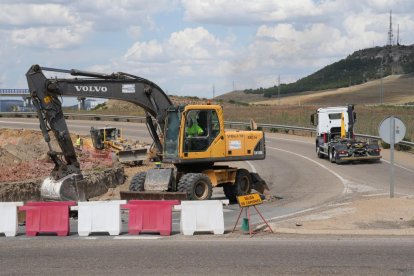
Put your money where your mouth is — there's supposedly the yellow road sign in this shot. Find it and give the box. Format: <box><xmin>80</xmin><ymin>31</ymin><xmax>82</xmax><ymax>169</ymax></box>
<box><xmin>237</xmin><ymin>193</ymin><xmax>262</xmax><ymax>207</ymax></box>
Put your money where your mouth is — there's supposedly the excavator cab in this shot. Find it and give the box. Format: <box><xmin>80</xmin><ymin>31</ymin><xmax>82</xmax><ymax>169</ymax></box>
<box><xmin>163</xmin><ymin>105</ymin><xmax>226</xmax><ymax>163</ymax></box>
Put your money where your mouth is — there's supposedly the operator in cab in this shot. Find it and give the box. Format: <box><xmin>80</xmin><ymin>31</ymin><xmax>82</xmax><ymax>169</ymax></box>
<box><xmin>187</xmin><ymin>118</ymin><xmax>204</xmax><ymax>137</ymax></box>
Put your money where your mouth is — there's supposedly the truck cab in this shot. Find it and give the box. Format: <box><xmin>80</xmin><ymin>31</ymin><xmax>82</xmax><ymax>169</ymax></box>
<box><xmin>312</xmin><ymin>106</ymin><xmax>351</xmax><ymax>141</ymax></box>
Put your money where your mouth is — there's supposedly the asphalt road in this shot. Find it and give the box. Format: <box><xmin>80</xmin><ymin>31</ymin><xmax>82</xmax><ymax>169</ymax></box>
<box><xmin>2</xmin><ymin>117</ymin><xmax>414</xmax><ymax>274</ymax></box>
<box><xmin>1</xmin><ymin>237</ymin><xmax>414</xmax><ymax>275</ymax></box>
<box><xmin>1</xmin><ymin>117</ymin><xmax>413</xmax><ymax>227</ymax></box>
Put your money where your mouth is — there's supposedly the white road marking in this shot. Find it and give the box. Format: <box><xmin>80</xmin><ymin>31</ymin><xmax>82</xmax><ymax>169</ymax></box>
<box><xmin>266</xmin><ymin>207</ymin><xmax>317</xmax><ymax>222</ymax></box>
<box><xmin>362</xmin><ymin>193</ymin><xmax>390</xmax><ymax>197</ymax></box>
<box><xmin>267</xmin><ymin>146</ymin><xmax>350</xmax><ymax>194</ymax></box>
<box><xmin>270</xmin><ymin>136</ymin><xmax>413</xmax><ymax>174</ymax></box>
<box><xmin>245</xmin><ymin>161</ymin><xmax>257</xmax><ymax>173</ymax></box>
<box><xmin>380</xmin><ymin>159</ymin><xmax>414</xmax><ymax>173</ymax></box>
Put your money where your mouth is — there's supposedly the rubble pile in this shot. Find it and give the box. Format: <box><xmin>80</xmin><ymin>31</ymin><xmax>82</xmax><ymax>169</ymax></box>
<box><xmin>0</xmin><ymin>129</ymin><xmax>124</xmax><ymax>201</ymax></box>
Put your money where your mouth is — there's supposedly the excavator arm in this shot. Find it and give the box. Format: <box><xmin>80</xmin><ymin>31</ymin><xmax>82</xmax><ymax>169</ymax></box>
<box><xmin>26</xmin><ymin>64</ymin><xmax>173</xmax><ymax>200</ymax></box>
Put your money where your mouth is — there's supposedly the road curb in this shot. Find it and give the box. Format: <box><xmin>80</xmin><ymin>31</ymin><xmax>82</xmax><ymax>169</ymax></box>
<box><xmin>270</xmin><ymin>228</ymin><xmax>414</xmax><ymax>236</ymax></box>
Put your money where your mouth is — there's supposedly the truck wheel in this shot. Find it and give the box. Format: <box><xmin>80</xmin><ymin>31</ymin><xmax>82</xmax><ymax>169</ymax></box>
<box><xmin>223</xmin><ymin>184</ymin><xmax>237</xmax><ymax>203</ymax></box>
<box><xmin>329</xmin><ymin>148</ymin><xmax>336</xmax><ymax>163</ymax></box>
<box><xmin>316</xmin><ymin>145</ymin><xmax>323</xmax><ymax>159</ymax></box>
<box><xmin>178</xmin><ymin>173</ymin><xmax>212</xmax><ymax>200</ymax></box>
<box><xmin>129</xmin><ymin>172</ymin><xmax>146</xmax><ymax>191</ymax></box>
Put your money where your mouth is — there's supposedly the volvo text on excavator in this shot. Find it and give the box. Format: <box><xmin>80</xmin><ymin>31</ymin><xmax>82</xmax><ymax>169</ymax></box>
<box><xmin>26</xmin><ymin>65</ymin><xmax>269</xmax><ymax>202</ymax></box>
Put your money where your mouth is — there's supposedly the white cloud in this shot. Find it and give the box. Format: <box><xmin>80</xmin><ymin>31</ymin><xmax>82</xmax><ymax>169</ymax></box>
<box><xmin>125</xmin><ymin>40</ymin><xmax>165</xmax><ymax>62</ymax></box>
<box><xmin>0</xmin><ymin>4</ymin><xmax>77</xmax><ymax>27</ymax></box>
<box><xmin>118</xmin><ymin>27</ymin><xmax>237</xmax><ymax>94</ymax></box>
<box><xmin>2</xmin><ymin>0</ymin><xmax>414</xmax><ymax>97</ymax></box>
<box><xmin>10</xmin><ymin>23</ymin><xmax>93</xmax><ymax>49</ymax></box>
<box><xmin>181</xmin><ymin>0</ymin><xmax>325</xmax><ymax>24</ymax></box>
<box><xmin>124</xmin><ymin>27</ymin><xmax>233</xmax><ymax>63</ymax></box>
<box><xmin>127</xmin><ymin>26</ymin><xmax>142</xmax><ymax>39</ymax></box>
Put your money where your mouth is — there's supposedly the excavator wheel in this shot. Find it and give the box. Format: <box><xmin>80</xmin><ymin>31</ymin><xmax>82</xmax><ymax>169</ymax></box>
<box><xmin>178</xmin><ymin>173</ymin><xmax>212</xmax><ymax>200</ymax></box>
<box><xmin>235</xmin><ymin>169</ymin><xmax>252</xmax><ymax>195</ymax></box>
<box><xmin>223</xmin><ymin>169</ymin><xmax>252</xmax><ymax>203</ymax></box>
<box><xmin>129</xmin><ymin>172</ymin><xmax>146</xmax><ymax>191</ymax></box>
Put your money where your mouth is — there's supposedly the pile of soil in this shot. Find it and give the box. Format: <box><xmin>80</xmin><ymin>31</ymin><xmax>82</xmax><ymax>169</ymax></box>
<box><xmin>0</xmin><ymin>129</ymin><xmax>114</xmax><ymax>183</ymax></box>
<box><xmin>0</xmin><ymin>129</ymin><xmax>125</xmax><ymax>201</ymax></box>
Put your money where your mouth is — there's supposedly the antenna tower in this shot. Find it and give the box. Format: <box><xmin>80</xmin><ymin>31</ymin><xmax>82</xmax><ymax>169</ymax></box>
<box><xmin>387</xmin><ymin>10</ymin><xmax>394</xmax><ymax>46</ymax></box>
<box><xmin>397</xmin><ymin>24</ymin><xmax>400</xmax><ymax>45</ymax></box>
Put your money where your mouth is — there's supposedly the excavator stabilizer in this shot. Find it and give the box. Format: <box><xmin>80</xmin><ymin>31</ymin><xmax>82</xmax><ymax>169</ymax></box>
<box><xmin>40</xmin><ymin>173</ymin><xmax>87</xmax><ymax>201</ymax></box>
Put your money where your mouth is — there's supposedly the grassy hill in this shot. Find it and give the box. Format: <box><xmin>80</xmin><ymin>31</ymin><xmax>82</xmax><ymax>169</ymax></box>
<box><xmin>253</xmin><ymin>74</ymin><xmax>414</xmax><ymax>106</ymax></box>
<box><xmin>241</xmin><ymin>44</ymin><xmax>414</xmax><ymax>99</ymax></box>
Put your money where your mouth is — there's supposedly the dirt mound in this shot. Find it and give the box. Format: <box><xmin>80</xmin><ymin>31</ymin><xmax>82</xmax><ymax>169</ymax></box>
<box><xmin>0</xmin><ymin>128</ymin><xmax>143</xmax><ymax>201</ymax></box>
<box><xmin>0</xmin><ymin>129</ymin><xmax>115</xmax><ymax>182</ymax></box>
<box><xmin>105</xmin><ymin>99</ymin><xmax>139</xmax><ymax>110</ymax></box>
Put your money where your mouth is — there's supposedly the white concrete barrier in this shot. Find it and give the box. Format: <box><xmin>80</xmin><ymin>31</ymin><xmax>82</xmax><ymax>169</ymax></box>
<box><xmin>0</xmin><ymin>202</ymin><xmax>23</xmax><ymax>237</ymax></box>
<box><xmin>71</xmin><ymin>200</ymin><xmax>126</xmax><ymax>236</ymax></box>
<box><xmin>178</xmin><ymin>200</ymin><xmax>228</xmax><ymax>235</ymax></box>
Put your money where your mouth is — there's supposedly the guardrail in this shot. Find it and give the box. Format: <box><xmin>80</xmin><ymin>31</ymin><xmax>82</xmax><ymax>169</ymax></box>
<box><xmin>1</xmin><ymin>112</ymin><xmax>413</xmax><ymax>147</ymax></box>
<box><xmin>0</xmin><ymin>112</ymin><xmax>147</xmax><ymax>123</ymax></box>
<box><xmin>226</xmin><ymin>120</ymin><xmax>414</xmax><ymax>148</ymax></box>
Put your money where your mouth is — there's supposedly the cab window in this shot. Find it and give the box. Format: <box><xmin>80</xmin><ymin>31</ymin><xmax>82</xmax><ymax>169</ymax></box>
<box><xmin>183</xmin><ymin>109</ymin><xmax>219</xmax><ymax>152</ymax></box>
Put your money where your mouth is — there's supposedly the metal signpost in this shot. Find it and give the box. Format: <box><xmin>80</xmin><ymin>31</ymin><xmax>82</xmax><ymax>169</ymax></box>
<box><xmin>379</xmin><ymin>116</ymin><xmax>406</xmax><ymax>198</ymax></box>
<box><xmin>232</xmin><ymin>193</ymin><xmax>273</xmax><ymax>237</ymax></box>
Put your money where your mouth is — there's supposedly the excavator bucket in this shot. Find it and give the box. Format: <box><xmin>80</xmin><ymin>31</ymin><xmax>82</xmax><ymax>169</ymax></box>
<box><xmin>40</xmin><ymin>173</ymin><xmax>87</xmax><ymax>201</ymax></box>
<box><xmin>250</xmin><ymin>173</ymin><xmax>271</xmax><ymax>199</ymax></box>
<box><xmin>117</xmin><ymin>148</ymin><xmax>147</xmax><ymax>163</ymax></box>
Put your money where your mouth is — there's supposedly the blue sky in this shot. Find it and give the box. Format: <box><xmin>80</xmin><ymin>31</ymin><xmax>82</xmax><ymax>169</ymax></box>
<box><xmin>1</xmin><ymin>0</ymin><xmax>414</xmax><ymax>102</ymax></box>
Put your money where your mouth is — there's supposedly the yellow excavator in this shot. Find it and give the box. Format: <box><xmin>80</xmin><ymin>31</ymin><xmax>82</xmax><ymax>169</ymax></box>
<box><xmin>26</xmin><ymin>65</ymin><xmax>269</xmax><ymax>202</ymax></box>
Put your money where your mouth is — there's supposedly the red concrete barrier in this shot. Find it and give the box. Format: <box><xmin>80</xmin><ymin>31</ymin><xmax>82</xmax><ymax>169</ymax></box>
<box><xmin>19</xmin><ymin>201</ymin><xmax>76</xmax><ymax>236</ymax></box>
<box><xmin>122</xmin><ymin>200</ymin><xmax>179</xmax><ymax>236</ymax></box>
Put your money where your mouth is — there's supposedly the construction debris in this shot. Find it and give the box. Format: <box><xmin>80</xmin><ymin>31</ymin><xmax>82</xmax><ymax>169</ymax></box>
<box><xmin>0</xmin><ymin>129</ymin><xmax>126</xmax><ymax>201</ymax></box>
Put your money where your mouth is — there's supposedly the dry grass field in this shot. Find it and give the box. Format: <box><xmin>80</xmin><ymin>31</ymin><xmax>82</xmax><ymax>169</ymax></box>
<box><xmin>253</xmin><ymin>74</ymin><xmax>414</xmax><ymax>106</ymax></box>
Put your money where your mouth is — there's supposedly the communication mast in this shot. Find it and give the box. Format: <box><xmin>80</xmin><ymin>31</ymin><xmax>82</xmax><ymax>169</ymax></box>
<box><xmin>387</xmin><ymin>10</ymin><xmax>394</xmax><ymax>47</ymax></box>
<box><xmin>397</xmin><ymin>24</ymin><xmax>400</xmax><ymax>45</ymax></box>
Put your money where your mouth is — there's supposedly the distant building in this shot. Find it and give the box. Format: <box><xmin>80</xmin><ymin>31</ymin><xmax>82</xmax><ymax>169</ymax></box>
<box><xmin>85</xmin><ymin>99</ymin><xmax>98</xmax><ymax>110</ymax></box>
<box><xmin>0</xmin><ymin>99</ymin><xmax>24</xmax><ymax>112</ymax></box>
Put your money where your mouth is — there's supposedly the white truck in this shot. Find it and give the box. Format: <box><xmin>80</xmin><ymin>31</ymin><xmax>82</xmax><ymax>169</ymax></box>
<box><xmin>310</xmin><ymin>105</ymin><xmax>381</xmax><ymax>164</ymax></box>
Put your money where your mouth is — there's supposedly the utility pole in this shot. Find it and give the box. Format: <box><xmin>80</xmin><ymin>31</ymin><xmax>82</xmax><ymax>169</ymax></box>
<box><xmin>232</xmin><ymin>80</ymin><xmax>235</xmax><ymax>91</ymax></box>
<box><xmin>380</xmin><ymin>58</ymin><xmax>384</xmax><ymax>105</ymax></box>
<box><xmin>278</xmin><ymin>75</ymin><xmax>281</xmax><ymax>106</ymax></box>
<box><xmin>212</xmin><ymin>84</ymin><xmax>215</xmax><ymax>99</ymax></box>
